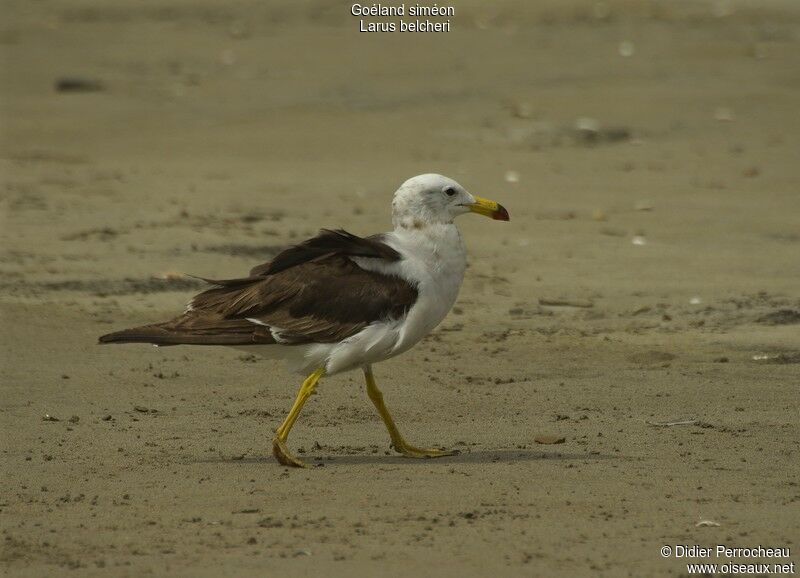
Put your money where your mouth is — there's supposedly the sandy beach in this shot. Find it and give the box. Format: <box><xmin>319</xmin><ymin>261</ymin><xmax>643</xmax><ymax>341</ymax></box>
<box><xmin>2</xmin><ymin>0</ymin><xmax>799</xmax><ymax>575</ymax></box>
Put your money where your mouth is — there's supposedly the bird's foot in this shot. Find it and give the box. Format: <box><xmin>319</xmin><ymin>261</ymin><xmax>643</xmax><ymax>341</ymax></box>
<box><xmin>392</xmin><ymin>441</ymin><xmax>460</xmax><ymax>459</ymax></box>
<box><xmin>272</xmin><ymin>436</ymin><xmax>307</xmax><ymax>468</ymax></box>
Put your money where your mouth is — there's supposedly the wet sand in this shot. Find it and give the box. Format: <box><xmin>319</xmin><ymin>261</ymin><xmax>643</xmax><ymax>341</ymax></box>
<box><xmin>2</xmin><ymin>0</ymin><xmax>799</xmax><ymax>575</ymax></box>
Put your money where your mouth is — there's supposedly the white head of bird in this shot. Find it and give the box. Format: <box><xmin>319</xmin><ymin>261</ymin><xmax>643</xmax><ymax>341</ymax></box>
<box><xmin>392</xmin><ymin>174</ymin><xmax>510</xmax><ymax>229</ymax></box>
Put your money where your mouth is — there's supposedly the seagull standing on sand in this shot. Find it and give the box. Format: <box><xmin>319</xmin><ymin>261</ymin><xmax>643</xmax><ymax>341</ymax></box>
<box><xmin>99</xmin><ymin>174</ymin><xmax>510</xmax><ymax>467</ymax></box>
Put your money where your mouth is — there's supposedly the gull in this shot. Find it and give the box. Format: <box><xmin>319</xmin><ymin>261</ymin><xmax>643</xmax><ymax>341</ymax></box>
<box><xmin>99</xmin><ymin>174</ymin><xmax>510</xmax><ymax>467</ymax></box>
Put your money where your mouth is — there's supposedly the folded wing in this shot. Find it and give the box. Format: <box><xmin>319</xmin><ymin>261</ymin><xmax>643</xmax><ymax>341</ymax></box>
<box><xmin>98</xmin><ymin>230</ymin><xmax>418</xmax><ymax>346</ymax></box>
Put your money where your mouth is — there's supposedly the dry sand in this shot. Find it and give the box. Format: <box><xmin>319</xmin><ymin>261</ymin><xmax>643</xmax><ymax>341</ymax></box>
<box><xmin>2</xmin><ymin>0</ymin><xmax>799</xmax><ymax>576</ymax></box>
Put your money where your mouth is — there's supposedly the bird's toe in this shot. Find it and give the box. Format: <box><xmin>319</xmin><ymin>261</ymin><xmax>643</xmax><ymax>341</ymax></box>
<box><xmin>272</xmin><ymin>437</ymin><xmax>307</xmax><ymax>468</ymax></box>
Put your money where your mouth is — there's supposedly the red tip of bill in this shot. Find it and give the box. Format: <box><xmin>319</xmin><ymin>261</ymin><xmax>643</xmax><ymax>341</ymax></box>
<box><xmin>494</xmin><ymin>204</ymin><xmax>510</xmax><ymax>221</ymax></box>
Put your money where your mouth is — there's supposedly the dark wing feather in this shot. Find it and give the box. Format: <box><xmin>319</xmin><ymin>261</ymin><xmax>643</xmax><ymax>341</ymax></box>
<box><xmin>192</xmin><ymin>255</ymin><xmax>417</xmax><ymax>344</ymax></box>
<box><xmin>98</xmin><ymin>316</ymin><xmax>277</xmax><ymax>346</ymax></box>
<box><xmin>249</xmin><ymin>229</ymin><xmax>401</xmax><ymax>276</ymax></box>
<box><xmin>99</xmin><ymin>229</ymin><xmax>417</xmax><ymax>346</ymax></box>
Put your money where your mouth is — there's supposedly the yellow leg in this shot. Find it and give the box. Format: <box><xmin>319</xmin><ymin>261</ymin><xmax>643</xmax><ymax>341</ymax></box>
<box><xmin>363</xmin><ymin>365</ymin><xmax>458</xmax><ymax>459</ymax></box>
<box><xmin>272</xmin><ymin>368</ymin><xmax>324</xmax><ymax>468</ymax></box>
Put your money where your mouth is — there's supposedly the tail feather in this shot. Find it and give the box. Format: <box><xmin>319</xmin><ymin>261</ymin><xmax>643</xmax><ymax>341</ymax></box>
<box><xmin>98</xmin><ymin>320</ymin><xmax>277</xmax><ymax>346</ymax></box>
<box><xmin>99</xmin><ymin>324</ymin><xmax>187</xmax><ymax>345</ymax></box>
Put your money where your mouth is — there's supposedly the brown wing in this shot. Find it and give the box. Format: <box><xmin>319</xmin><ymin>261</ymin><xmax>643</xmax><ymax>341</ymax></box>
<box><xmin>99</xmin><ymin>229</ymin><xmax>417</xmax><ymax>346</ymax></box>
<box><xmin>249</xmin><ymin>229</ymin><xmax>401</xmax><ymax>276</ymax></box>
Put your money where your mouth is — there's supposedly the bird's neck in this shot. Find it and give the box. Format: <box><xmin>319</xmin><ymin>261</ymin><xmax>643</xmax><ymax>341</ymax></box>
<box><xmin>393</xmin><ymin>204</ymin><xmax>459</xmax><ymax>230</ymax></box>
<box><xmin>392</xmin><ymin>222</ymin><xmax>466</xmax><ymax>271</ymax></box>
<box><xmin>393</xmin><ymin>221</ymin><xmax>460</xmax><ymax>242</ymax></box>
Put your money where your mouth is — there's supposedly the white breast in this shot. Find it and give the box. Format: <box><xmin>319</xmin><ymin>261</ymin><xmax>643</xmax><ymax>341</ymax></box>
<box><xmin>295</xmin><ymin>224</ymin><xmax>466</xmax><ymax>375</ymax></box>
<box><xmin>386</xmin><ymin>224</ymin><xmax>466</xmax><ymax>354</ymax></box>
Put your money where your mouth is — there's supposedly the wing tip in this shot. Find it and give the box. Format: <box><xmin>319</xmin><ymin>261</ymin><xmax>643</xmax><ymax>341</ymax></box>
<box><xmin>98</xmin><ymin>325</ymin><xmax>163</xmax><ymax>345</ymax></box>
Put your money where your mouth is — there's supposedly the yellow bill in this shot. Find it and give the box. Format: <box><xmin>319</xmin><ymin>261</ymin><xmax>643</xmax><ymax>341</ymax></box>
<box><xmin>467</xmin><ymin>196</ymin><xmax>510</xmax><ymax>221</ymax></box>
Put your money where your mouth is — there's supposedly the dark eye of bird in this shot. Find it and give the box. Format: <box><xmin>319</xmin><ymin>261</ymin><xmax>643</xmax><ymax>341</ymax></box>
<box><xmin>444</xmin><ymin>187</ymin><xmax>456</xmax><ymax>197</ymax></box>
